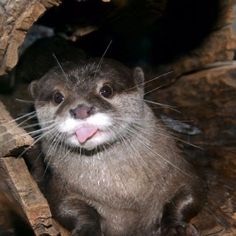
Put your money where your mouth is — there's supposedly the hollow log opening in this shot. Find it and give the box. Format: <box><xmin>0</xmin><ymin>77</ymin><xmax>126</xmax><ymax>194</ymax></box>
<box><xmin>0</xmin><ymin>0</ymin><xmax>236</xmax><ymax>235</ymax></box>
<box><xmin>37</xmin><ymin>0</ymin><xmax>222</xmax><ymax>65</ymax></box>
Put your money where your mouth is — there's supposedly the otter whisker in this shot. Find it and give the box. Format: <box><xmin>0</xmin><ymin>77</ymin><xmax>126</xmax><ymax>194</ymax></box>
<box><xmin>132</xmin><ymin>123</ymin><xmax>201</xmax><ymax>166</ymax></box>
<box><xmin>17</xmin><ymin>125</ymin><xmax>58</xmax><ymax>158</ymax></box>
<box><xmin>0</xmin><ymin>123</ymin><xmax>55</xmax><ymax>149</ymax></box>
<box><xmin>126</xmin><ymin>70</ymin><xmax>173</xmax><ymax>92</ymax></box>
<box><xmin>95</xmin><ymin>40</ymin><xmax>113</xmax><ymax>75</ymax></box>
<box><xmin>52</xmin><ymin>53</ymin><xmax>69</xmax><ymax>81</ymax></box>
<box><xmin>114</xmin><ymin>124</ymin><xmax>157</xmax><ymax>181</ymax></box>
<box><xmin>113</xmin><ymin>117</ymin><xmax>202</xmax><ymax>150</ymax></box>
<box><xmin>43</xmin><ymin>130</ymin><xmax>65</xmax><ymax>174</ymax></box>
<box><xmin>21</xmin><ymin>120</ymin><xmax>54</xmax><ymax>130</ymax></box>
<box><xmin>3</xmin><ymin>111</ymin><xmax>36</xmax><ymax>126</ymax></box>
<box><xmin>144</xmin><ymin>82</ymin><xmax>171</xmax><ymax>95</ymax></box>
<box><xmin>110</xmin><ymin>121</ymin><xmax>167</xmax><ymax>184</ymax></box>
<box><xmin>123</xmin><ymin>125</ymin><xmax>192</xmax><ymax>177</ymax></box>
<box><xmin>26</xmin><ymin>123</ymin><xmax>57</xmax><ymax>136</ymax></box>
<box><xmin>44</xmin><ymin>131</ymin><xmax>59</xmax><ymax>159</ymax></box>
<box><xmin>15</xmin><ymin>98</ymin><xmax>35</xmax><ymax>104</ymax></box>
<box><xmin>131</xmin><ymin>97</ymin><xmax>180</xmax><ymax>112</ymax></box>
<box><xmin>133</xmin><ymin>122</ymin><xmax>202</xmax><ymax>149</ymax></box>
<box><xmin>27</xmin><ymin>123</ymin><xmax>57</xmax><ymax>138</ymax></box>
<box><xmin>143</xmin><ymin>99</ymin><xmax>180</xmax><ymax>112</ymax></box>
<box><xmin>14</xmin><ymin>113</ymin><xmax>38</xmax><ymax>129</ymax></box>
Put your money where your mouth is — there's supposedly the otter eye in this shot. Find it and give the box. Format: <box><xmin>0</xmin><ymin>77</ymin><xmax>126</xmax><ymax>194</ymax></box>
<box><xmin>53</xmin><ymin>91</ymin><xmax>64</xmax><ymax>104</ymax></box>
<box><xmin>99</xmin><ymin>84</ymin><xmax>114</xmax><ymax>98</ymax></box>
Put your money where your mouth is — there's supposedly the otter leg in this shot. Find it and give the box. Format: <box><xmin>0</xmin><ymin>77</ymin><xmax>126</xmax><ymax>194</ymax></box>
<box><xmin>160</xmin><ymin>186</ymin><xmax>204</xmax><ymax>236</ymax></box>
<box><xmin>57</xmin><ymin>197</ymin><xmax>102</xmax><ymax>236</ymax></box>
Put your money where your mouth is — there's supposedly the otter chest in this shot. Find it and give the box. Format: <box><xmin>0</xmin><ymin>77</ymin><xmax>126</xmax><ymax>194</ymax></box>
<box><xmin>55</xmin><ymin>154</ymin><xmax>156</xmax><ymax>209</ymax></box>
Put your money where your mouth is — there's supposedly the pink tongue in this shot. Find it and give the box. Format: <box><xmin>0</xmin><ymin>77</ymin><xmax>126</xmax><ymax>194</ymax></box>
<box><xmin>75</xmin><ymin>126</ymin><xmax>98</xmax><ymax>144</ymax></box>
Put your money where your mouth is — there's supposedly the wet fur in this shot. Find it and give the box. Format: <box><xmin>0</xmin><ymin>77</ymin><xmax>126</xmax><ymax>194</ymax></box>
<box><xmin>30</xmin><ymin>59</ymin><xmax>205</xmax><ymax>236</ymax></box>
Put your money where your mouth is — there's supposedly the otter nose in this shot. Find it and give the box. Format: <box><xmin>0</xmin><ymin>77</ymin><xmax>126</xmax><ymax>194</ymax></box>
<box><xmin>69</xmin><ymin>105</ymin><xmax>95</xmax><ymax>119</ymax></box>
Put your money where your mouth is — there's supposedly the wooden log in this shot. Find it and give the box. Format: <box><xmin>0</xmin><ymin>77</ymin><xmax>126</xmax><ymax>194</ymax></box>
<box><xmin>149</xmin><ymin>62</ymin><xmax>236</xmax><ymax>235</ymax></box>
<box><xmin>0</xmin><ymin>157</ymin><xmax>59</xmax><ymax>235</ymax></box>
<box><xmin>170</xmin><ymin>0</ymin><xmax>236</xmax><ymax>76</ymax></box>
<box><xmin>0</xmin><ymin>99</ymin><xmax>69</xmax><ymax>235</ymax></box>
<box><xmin>0</xmin><ymin>100</ymin><xmax>33</xmax><ymax>157</ymax></box>
<box><xmin>151</xmin><ymin>62</ymin><xmax>236</xmax><ymax>147</ymax></box>
<box><xmin>0</xmin><ymin>0</ymin><xmax>236</xmax><ymax>77</ymax></box>
<box><xmin>0</xmin><ymin>0</ymin><xmax>61</xmax><ymax>76</ymax></box>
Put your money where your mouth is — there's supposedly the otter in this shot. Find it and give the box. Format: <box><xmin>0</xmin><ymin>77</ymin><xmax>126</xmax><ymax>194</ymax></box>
<box><xmin>29</xmin><ymin>58</ymin><xmax>205</xmax><ymax>236</ymax></box>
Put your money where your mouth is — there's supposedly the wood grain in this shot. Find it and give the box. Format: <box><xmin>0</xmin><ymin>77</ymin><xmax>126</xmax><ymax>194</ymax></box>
<box><xmin>0</xmin><ymin>0</ymin><xmax>60</xmax><ymax>76</ymax></box>
<box><xmin>0</xmin><ymin>100</ymin><xmax>33</xmax><ymax>157</ymax></box>
<box><xmin>0</xmin><ymin>157</ymin><xmax>60</xmax><ymax>235</ymax></box>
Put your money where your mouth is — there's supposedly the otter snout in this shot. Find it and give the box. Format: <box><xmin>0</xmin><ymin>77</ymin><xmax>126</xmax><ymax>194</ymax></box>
<box><xmin>69</xmin><ymin>105</ymin><xmax>95</xmax><ymax>120</ymax></box>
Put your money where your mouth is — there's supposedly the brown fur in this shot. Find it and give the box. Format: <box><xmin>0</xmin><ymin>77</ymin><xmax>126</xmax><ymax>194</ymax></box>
<box><xmin>30</xmin><ymin>58</ymin><xmax>205</xmax><ymax>236</ymax></box>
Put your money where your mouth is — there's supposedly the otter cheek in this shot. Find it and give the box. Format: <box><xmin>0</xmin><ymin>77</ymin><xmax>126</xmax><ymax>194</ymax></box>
<box><xmin>75</xmin><ymin>126</ymin><xmax>98</xmax><ymax>144</ymax></box>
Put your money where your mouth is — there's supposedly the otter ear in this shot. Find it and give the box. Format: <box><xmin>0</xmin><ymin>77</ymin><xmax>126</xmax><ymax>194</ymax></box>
<box><xmin>29</xmin><ymin>81</ymin><xmax>39</xmax><ymax>99</ymax></box>
<box><xmin>133</xmin><ymin>67</ymin><xmax>145</xmax><ymax>90</ymax></box>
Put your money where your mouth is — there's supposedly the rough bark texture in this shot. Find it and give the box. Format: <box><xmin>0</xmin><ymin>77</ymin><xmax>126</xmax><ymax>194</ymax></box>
<box><xmin>149</xmin><ymin>62</ymin><xmax>236</xmax><ymax>235</ymax></box>
<box><xmin>171</xmin><ymin>0</ymin><xmax>236</xmax><ymax>75</ymax></box>
<box><xmin>151</xmin><ymin>63</ymin><xmax>236</xmax><ymax>147</ymax></box>
<box><xmin>0</xmin><ymin>0</ymin><xmax>60</xmax><ymax>76</ymax></box>
<box><xmin>0</xmin><ymin>99</ymin><xmax>69</xmax><ymax>235</ymax></box>
<box><xmin>0</xmin><ymin>0</ymin><xmax>236</xmax><ymax>77</ymax></box>
<box><xmin>0</xmin><ymin>157</ymin><xmax>60</xmax><ymax>236</ymax></box>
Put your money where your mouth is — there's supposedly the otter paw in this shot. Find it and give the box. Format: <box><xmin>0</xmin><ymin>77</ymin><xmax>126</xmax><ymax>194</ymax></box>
<box><xmin>161</xmin><ymin>223</ymin><xmax>200</xmax><ymax>236</ymax></box>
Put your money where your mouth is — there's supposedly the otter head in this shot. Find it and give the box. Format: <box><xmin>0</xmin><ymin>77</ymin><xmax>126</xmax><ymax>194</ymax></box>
<box><xmin>29</xmin><ymin>59</ymin><xmax>145</xmax><ymax>150</ymax></box>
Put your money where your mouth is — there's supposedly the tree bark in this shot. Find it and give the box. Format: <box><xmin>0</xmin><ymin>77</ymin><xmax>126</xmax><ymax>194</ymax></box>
<box><xmin>150</xmin><ymin>62</ymin><xmax>236</xmax><ymax>236</ymax></box>
<box><xmin>0</xmin><ymin>99</ymin><xmax>69</xmax><ymax>235</ymax></box>
<box><xmin>0</xmin><ymin>157</ymin><xmax>60</xmax><ymax>236</ymax></box>
<box><xmin>0</xmin><ymin>0</ymin><xmax>236</xmax><ymax>77</ymax></box>
<box><xmin>0</xmin><ymin>0</ymin><xmax>60</xmax><ymax>76</ymax></box>
<box><xmin>170</xmin><ymin>0</ymin><xmax>236</xmax><ymax>75</ymax></box>
<box><xmin>0</xmin><ymin>100</ymin><xmax>33</xmax><ymax>157</ymax></box>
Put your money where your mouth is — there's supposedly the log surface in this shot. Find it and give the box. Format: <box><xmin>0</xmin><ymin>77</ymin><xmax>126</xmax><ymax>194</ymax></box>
<box><xmin>0</xmin><ymin>0</ymin><xmax>60</xmax><ymax>76</ymax></box>
<box><xmin>0</xmin><ymin>157</ymin><xmax>60</xmax><ymax>236</ymax></box>
<box><xmin>0</xmin><ymin>99</ymin><xmax>69</xmax><ymax>235</ymax></box>
<box><xmin>171</xmin><ymin>0</ymin><xmax>236</xmax><ymax>75</ymax></box>
<box><xmin>0</xmin><ymin>100</ymin><xmax>33</xmax><ymax>157</ymax></box>
<box><xmin>150</xmin><ymin>62</ymin><xmax>236</xmax><ymax>235</ymax></box>
<box><xmin>0</xmin><ymin>0</ymin><xmax>236</xmax><ymax>77</ymax></box>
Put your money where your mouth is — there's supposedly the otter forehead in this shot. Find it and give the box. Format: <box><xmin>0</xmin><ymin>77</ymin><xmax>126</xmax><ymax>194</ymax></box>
<box><xmin>40</xmin><ymin>59</ymin><xmax>137</xmax><ymax>94</ymax></box>
<box><xmin>71</xmin><ymin>59</ymin><xmax>137</xmax><ymax>93</ymax></box>
<box><xmin>32</xmin><ymin>59</ymin><xmax>141</xmax><ymax>107</ymax></box>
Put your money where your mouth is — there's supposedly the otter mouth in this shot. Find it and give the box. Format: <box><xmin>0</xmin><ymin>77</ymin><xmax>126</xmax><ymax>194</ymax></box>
<box><xmin>58</xmin><ymin>113</ymin><xmax>113</xmax><ymax>147</ymax></box>
<box><xmin>75</xmin><ymin>125</ymin><xmax>99</xmax><ymax>144</ymax></box>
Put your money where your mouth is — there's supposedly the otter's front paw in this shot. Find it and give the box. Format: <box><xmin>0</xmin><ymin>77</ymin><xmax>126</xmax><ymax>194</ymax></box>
<box><xmin>71</xmin><ymin>226</ymin><xmax>102</xmax><ymax>236</ymax></box>
<box><xmin>161</xmin><ymin>223</ymin><xmax>200</xmax><ymax>236</ymax></box>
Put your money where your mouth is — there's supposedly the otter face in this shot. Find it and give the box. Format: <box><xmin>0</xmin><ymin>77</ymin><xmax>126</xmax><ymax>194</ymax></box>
<box><xmin>30</xmin><ymin>59</ymin><xmax>145</xmax><ymax>150</ymax></box>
